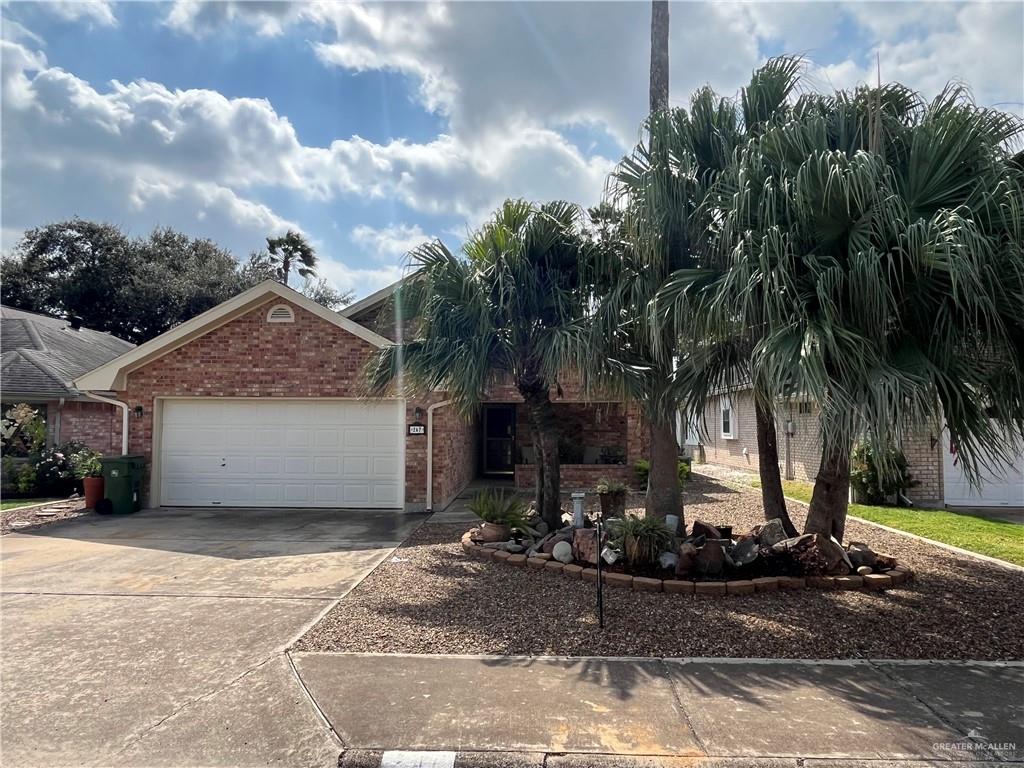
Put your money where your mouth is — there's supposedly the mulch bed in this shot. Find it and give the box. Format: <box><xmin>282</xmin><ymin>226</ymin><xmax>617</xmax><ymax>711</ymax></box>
<box><xmin>2</xmin><ymin>499</ymin><xmax>91</xmax><ymax>535</ymax></box>
<box><xmin>295</xmin><ymin>473</ymin><xmax>1024</xmax><ymax>659</ymax></box>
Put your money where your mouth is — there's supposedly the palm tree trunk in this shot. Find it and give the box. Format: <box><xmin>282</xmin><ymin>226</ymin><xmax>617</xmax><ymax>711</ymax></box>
<box><xmin>524</xmin><ymin>390</ymin><xmax>562</xmax><ymax>530</ymax></box>
<box><xmin>649</xmin><ymin>1</ymin><xmax>669</xmax><ymax>113</ymax></box>
<box><xmin>804</xmin><ymin>445</ymin><xmax>850</xmax><ymax>542</ymax></box>
<box><xmin>754</xmin><ymin>398</ymin><xmax>798</xmax><ymax>537</ymax></box>
<box><xmin>645</xmin><ymin>415</ymin><xmax>681</xmax><ymax>522</ymax></box>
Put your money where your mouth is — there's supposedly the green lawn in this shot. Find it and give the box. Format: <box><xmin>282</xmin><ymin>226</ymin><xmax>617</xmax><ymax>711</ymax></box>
<box><xmin>752</xmin><ymin>478</ymin><xmax>1024</xmax><ymax>566</ymax></box>
<box><xmin>1</xmin><ymin>498</ymin><xmax>60</xmax><ymax>512</ymax></box>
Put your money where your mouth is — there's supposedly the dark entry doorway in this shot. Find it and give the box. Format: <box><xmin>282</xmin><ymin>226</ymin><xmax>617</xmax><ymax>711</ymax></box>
<box><xmin>482</xmin><ymin>404</ymin><xmax>516</xmax><ymax>475</ymax></box>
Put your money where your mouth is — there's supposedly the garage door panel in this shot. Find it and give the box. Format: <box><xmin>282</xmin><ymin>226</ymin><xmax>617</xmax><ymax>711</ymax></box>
<box><xmin>160</xmin><ymin>400</ymin><xmax>403</xmax><ymax>508</ymax></box>
<box><xmin>943</xmin><ymin>426</ymin><xmax>1024</xmax><ymax>507</ymax></box>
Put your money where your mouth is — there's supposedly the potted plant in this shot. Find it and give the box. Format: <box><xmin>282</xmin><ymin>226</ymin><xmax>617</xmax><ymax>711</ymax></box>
<box><xmin>70</xmin><ymin>448</ymin><xmax>104</xmax><ymax>509</ymax></box>
<box><xmin>467</xmin><ymin>488</ymin><xmax>527</xmax><ymax>542</ymax></box>
<box><xmin>595</xmin><ymin>478</ymin><xmax>628</xmax><ymax>517</ymax></box>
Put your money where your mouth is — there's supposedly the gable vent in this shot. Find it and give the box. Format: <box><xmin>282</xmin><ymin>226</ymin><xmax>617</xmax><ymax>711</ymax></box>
<box><xmin>266</xmin><ymin>304</ymin><xmax>295</xmax><ymax>323</ymax></box>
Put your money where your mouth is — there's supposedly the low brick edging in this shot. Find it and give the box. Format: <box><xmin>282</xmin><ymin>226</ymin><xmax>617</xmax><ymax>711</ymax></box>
<box><xmin>460</xmin><ymin>531</ymin><xmax>914</xmax><ymax>595</ymax></box>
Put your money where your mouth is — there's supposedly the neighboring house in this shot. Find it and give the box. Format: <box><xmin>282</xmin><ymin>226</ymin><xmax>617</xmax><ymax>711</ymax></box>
<box><xmin>74</xmin><ymin>280</ymin><xmax>649</xmax><ymax>511</ymax></box>
<box><xmin>1</xmin><ymin>305</ymin><xmax>135</xmax><ymax>454</ymax></box>
<box><xmin>699</xmin><ymin>388</ymin><xmax>1024</xmax><ymax>509</ymax></box>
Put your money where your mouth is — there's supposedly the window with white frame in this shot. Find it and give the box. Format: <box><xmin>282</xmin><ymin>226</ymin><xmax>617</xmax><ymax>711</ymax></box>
<box><xmin>720</xmin><ymin>396</ymin><xmax>736</xmax><ymax>439</ymax></box>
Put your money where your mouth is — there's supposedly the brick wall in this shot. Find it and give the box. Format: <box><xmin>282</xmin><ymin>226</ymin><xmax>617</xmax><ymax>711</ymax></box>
<box><xmin>59</xmin><ymin>400</ymin><xmax>121</xmax><ymax>455</ymax></box>
<box><xmin>698</xmin><ymin>390</ymin><xmax>945</xmax><ymax>500</ymax></box>
<box><xmin>900</xmin><ymin>426</ymin><xmax>943</xmax><ymax>504</ymax></box>
<box><xmin>515</xmin><ymin>463</ymin><xmax>635</xmax><ymax>491</ymax></box>
<box><xmin>700</xmin><ymin>390</ymin><xmax>760</xmax><ymax>473</ymax></box>
<box><xmin>515</xmin><ymin>402</ymin><xmax>627</xmax><ymax>463</ymax></box>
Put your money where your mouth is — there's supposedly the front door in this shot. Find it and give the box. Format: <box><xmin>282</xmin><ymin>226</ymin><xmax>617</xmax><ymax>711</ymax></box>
<box><xmin>482</xmin><ymin>405</ymin><xmax>516</xmax><ymax>475</ymax></box>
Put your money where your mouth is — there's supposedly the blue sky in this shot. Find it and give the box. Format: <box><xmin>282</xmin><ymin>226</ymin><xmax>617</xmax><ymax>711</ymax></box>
<box><xmin>2</xmin><ymin>1</ymin><xmax>1022</xmax><ymax>299</ymax></box>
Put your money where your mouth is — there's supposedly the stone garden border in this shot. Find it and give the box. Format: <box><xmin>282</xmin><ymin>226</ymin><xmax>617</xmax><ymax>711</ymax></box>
<box><xmin>460</xmin><ymin>530</ymin><xmax>914</xmax><ymax>594</ymax></box>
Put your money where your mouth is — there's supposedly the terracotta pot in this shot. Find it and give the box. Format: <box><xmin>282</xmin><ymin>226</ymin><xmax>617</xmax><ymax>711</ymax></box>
<box><xmin>478</xmin><ymin>521</ymin><xmax>512</xmax><ymax>542</ymax></box>
<box><xmin>83</xmin><ymin>476</ymin><xmax>104</xmax><ymax>510</ymax></box>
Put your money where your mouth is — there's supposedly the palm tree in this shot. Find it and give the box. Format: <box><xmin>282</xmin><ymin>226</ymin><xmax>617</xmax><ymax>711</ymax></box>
<box><xmin>365</xmin><ymin>200</ymin><xmax>591</xmax><ymax>530</ymax></box>
<box><xmin>265</xmin><ymin>230</ymin><xmax>317</xmax><ymax>287</ymax></box>
<box><xmin>649</xmin><ymin>1</ymin><xmax>669</xmax><ymax>113</ymax></box>
<box><xmin>656</xmin><ymin>57</ymin><xmax>807</xmax><ymax>537</ymax></box>
<box><xmin>707</xmin><ymin>84</ymin><xmax>1024</xmax><ymax>540</ymax></box>
<box><xmin>596</xmin><ymin>88</ymin><xmax>742</xmax><ymax>520</ymax></box>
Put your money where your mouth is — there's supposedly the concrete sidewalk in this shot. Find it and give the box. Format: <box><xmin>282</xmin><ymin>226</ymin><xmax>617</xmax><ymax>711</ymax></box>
<box><xmin>292</xmin><ymin>653</ymin><xmax>1023</xmax><ymax>765</ymax></box>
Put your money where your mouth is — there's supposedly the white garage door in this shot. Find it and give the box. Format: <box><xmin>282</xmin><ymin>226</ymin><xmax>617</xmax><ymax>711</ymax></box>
<box><xmin>942</xmin><ymin>429</ymin><xmax>1024</xmax><ymax>507</ymax></box>
<box><xmin>159</xmin><ymin>399</ymin><xmax>404</xmax><ymax>508</ymax></box>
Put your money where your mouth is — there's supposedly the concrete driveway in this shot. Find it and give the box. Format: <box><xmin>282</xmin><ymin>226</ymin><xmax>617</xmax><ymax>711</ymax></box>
<box><xmin>1</xmin><ymin>507</ymin><xmax>423</xmax><ymax>768</ymax></box>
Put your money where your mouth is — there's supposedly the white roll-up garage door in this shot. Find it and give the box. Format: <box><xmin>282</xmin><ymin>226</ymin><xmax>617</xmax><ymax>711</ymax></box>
<box><xmin>159</xmin><ymin>399</ymin><xmax>404</xmax><ymax>508</ymax></box>
<box><xmin>942</xmin><ymin>428</ymin><xmax>1024</xmax><ymax>507</ymax></box>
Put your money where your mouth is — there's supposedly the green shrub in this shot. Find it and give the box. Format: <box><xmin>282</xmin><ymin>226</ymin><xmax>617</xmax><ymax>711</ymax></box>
<box><xmin>595</xmin><ymin>478</ymin><xmax>627</xmax><ymax>494</ymax></box>
<box><xmin>634</xmin><ymin>458</ymin><xmax>691</xmax><ymax>488</ymax></box>
<box><xmin>467</xmin><ymin>488</ymin><xmax>528</xmax><ymax>528</ymax></box>
<box><xmin>850</xmin><ymin>441</ymin><xmax>913</xmax><ymax>504</ymax></box>
<box><xmin>70</xmin><ymin>448</ymin><xmax>103</xmax><ymax>479</ymax></box>
<box><xmin>608</xmin><ymin>513</ymin><xmax>675</xmax><ymax>566</ymax></box>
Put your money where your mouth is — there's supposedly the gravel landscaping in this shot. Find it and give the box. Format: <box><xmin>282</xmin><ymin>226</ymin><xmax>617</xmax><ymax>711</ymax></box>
<box><xmin>295</xmin><ymin>472</ymin><xmax>1024</xmax><ymax>659</ymax></box>
<box><xmin>1</xmin><ymin>498</ymin><xmax>90</xmax><ymax>535</ymax></box>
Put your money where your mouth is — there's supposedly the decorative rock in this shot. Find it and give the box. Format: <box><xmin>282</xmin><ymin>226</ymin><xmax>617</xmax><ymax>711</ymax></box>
<box><xmin>753</xmin><ymin>577</ymin><xmax>780</xmax><ymax>592</ymax></box>
<box><xmin>675</xmin><ymin>542</ymin><xmax>699</xmax><ymax>577</ymax></box>
<box><xmin>581</xmin><ymin>567</ymin><xmax>600</xmax><ymax>583</ymax></box>
<box><xmin>730</xmin><ymin>538</ymin><xmax>759</xmax><ymax>566</ymax></box>
<box><xmin>756</xmin><ymin>518</ymin><xmax>787</xmax><ymax>548</ymax></box>
<box><xmin>492</xmin><ymin>550</ymin><xmax>511</xmax><ymax>561</ymax></box>
<box><xmin>551</xmin><ymin>541</ymin><xmax>574</xmax><ymax>564</ymax></box>
<box><xmin>664</xmin><ymin>580</ymin><xmax>695</xmax><ymax>594</ymax></box>
<box><xmin>863</xmin><ymin>573</ymin><xmax>892</xmax><ymax>590</ymax></box>
<box><xmin>535</xmin><ymin>521</ymin><xmax>550</xmax><ymax>537</ymax></box>
<box><xmin>544</xmin><ymin>560</ymin><xmax>564</xmax><ymax>573</ymax></box>
<box><xmin>658</xmin><ymin>551</ymin><xmax>679</xmax><ymax>570</ymax></box>
<box><xmin>562</xmin><ymin>564</ymin><xmax>584</xmax><ymax>579</ymax></box>
<box><xmin>834</xmin><ymin>575</ymin><xmax>863</xmax><ymax>590</ymax></box>
<box><xmin>507</xmin><ymin>554</ymin><xmax>527</xmax><ymax>567</ymax></box>
<box><xmin>632</xmin><ymin>576</ymin><xmax>662</xmax><ymax>592</ymax></box>
<box><xmin>695</xmin><ymin>539</ymin><xmax>726</xmax><ymax>576</ymax></box>
<box><xmin>727</xmin><ymin>580</ymin><xmax>755</xmax><ymax>595</ymax></box>
<box><xmin>527</xmin><ymin>557</ymin><xmax>548</xmax><ymax>570</ymax></box>
<box><xmin>856</xmin><ymin>565</ymin><xmax>873</xmax><ymax>576</ymax></box>
<box><xmin>542</xmin><ymin>533</ymin><xmax>572</xmax><ymax>555</ymax></box>
<box><xmin>890</xmin><ymin>567</ymin><xmax>911</xmax><ymax>585</ymax></box>
<box><xmin>572</xmin><ymin>528</ymin><xmax>600</xmax><ymax>565</ymax></box>
<box><xmin>605</xmin><ymin>572</ymin><xmax>633</xmax><ymax>589</ymax></box>
<box><xmin>691</xmin><ymin>520</ymin><xmax>722</xmax><ymax>540</ymax></box>
<box><xmin>694</xmin><ymin>581</ymin><xmax>727</xmax><ymax>596</ymax></box>
<box><xmin>808</xmin><ymin>576</ymin><xmax>835</xmax><ymax>588</ymax></box>
<box><xmin>846</xmin><ymin>541</ymin><xmax>878</xmax><ymax>569</ymax></box>
<box><xmin>780</xmin><ymin>576</ymin><xmax>806</xmax><ymax>589</ymax></box>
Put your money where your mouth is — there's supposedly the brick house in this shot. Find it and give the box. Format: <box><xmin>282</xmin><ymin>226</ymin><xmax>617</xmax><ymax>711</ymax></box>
<box><xmin>698</xmin><ymin>388</ymin><xmax>1024</xmax><ymax>509</ymax></box>
<box><xmin>74</xmin><ymin>280</ymin><xmax>649</xmax><ymax>511</ymax></box>
<box><xmin>1</xmin><ymin>305</ymin><xmax>135</xmax><ymax>455</ymax></box>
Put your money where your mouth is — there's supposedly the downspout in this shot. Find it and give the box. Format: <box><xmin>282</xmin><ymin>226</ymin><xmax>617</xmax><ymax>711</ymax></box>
<box><xmin>54</xmin><ymin>397</ymin><xmax>65</xmax><ymax>445</ymax></box>
<box><xmin>83</xmin><ymin>392</ymin><xmax>129</xmax><ymax>455</ymax></box>
<box><xmin>425</xmin><ymin>400</ymin><xmax>452</xmax><ymax>512</ymax></box>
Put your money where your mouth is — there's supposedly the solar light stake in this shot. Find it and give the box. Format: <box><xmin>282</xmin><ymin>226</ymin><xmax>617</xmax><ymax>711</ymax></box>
<box><xmin>595</xmin><ymin>514</ymin><xmax>604</xmax><ymax>629</ymax></box>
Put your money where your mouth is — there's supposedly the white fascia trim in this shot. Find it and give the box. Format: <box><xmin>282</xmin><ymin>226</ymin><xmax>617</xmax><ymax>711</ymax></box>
<box><xmin>74</xmin><ymin>280</ymin><xmax>394</xmax><ymax>391</ymax></box>
<box><xmin>341</xmin><ymin>276</ymin><xmax>408</xmax><ymax>318</ymax></box>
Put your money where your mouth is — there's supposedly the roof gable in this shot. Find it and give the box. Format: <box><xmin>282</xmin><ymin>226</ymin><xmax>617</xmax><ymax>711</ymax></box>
<box><xmin>74</xmin><ymin>280</ymin><xmax>393</xmax><ymax>391</ymax></box>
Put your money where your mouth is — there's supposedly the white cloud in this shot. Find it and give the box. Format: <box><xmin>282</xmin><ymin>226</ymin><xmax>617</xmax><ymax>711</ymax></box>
<box><xmin>351</xmin><ymin>223</ymin><xmax>432</xmax><ymax>262</ymax></box>
<box><xmin>817</xmin><ymin>2</ymin><xmax>1024</xmax><ymax>115</ymax></box>
<box><xmin>41</xmin><ymin>1</ymin><xmax>117</xmax><ymax>27</ymax></box>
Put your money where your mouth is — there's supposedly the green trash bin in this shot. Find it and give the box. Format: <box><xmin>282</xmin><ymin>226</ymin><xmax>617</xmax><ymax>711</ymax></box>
<box><xmin>100</xmin><ymin>455</ymin><xmax>146</xmax><ymax>515</ymax></box>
